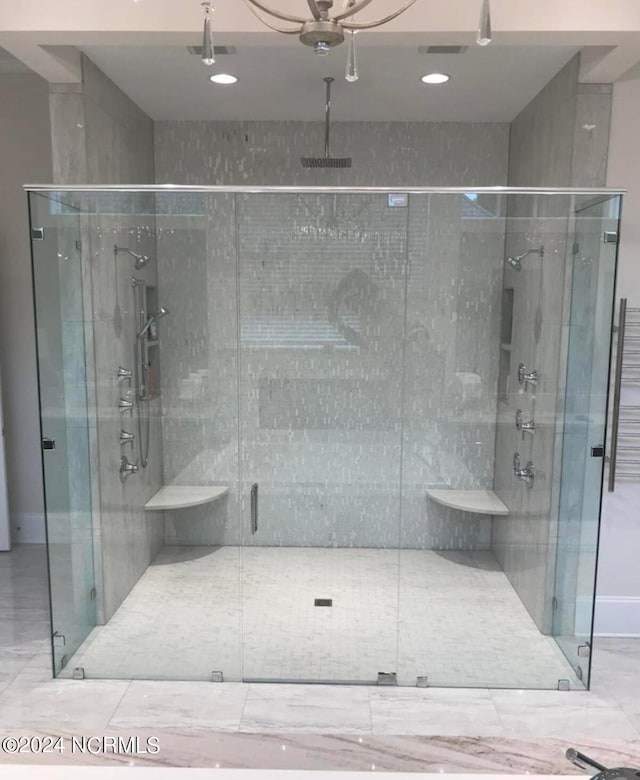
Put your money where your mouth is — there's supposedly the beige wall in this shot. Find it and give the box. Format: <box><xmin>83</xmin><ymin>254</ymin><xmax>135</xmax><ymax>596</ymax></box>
<box><xmin>0</xmin><ymin>72</ymin><xmax>52</xmax><ymax>543</ymax></box>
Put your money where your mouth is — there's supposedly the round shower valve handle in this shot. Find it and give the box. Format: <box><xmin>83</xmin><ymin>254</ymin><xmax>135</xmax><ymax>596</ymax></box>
<box><xmin>518</xmin><ymin>362</ymin><xmax>538</xmax><ymax>388</ymax></box>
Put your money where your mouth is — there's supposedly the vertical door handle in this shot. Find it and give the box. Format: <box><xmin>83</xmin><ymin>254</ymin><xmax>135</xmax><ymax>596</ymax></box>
<box><xmin>609</xmin><ymin>297</ymin><xmax>626</xmax><ymax>492</ymax></box>
<box><xmin>250</xmin><ymin>483</ymin><xmax>258</xmax><ymax>534</ymax></box>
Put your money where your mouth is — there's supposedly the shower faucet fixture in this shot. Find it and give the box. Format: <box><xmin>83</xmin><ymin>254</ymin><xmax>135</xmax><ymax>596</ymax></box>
<box><xmin>515</xmin><ymin>409</ymin><xmax>536</xmax><ymax>436</ymax></box>
<box><xmin>117</xmin><ymin>366</ymin><xmax>132</xmax><ymax>383</ymax></box>
<box><xmin>505</xmin><ymin>245</ymin><xmax>544</xmax><ymax>271</ymax></box>
<box><xmin>518</xmin><ymin>362</ymin><xmax>538</xmax><ymax>388</ymax></box>
<box><xmin>513</xmin><ymin>453</ymin><xmax>535</xmax><ymax>488</ymax></box>
<box><xmin>120</xmin><ymin>430</ymin><xmax>135</xmax><ymax>448</ymax></box>
<box><xmin>119</xmin><ymin>456</ymin><xmax>138</xmax><ymax>482</ymax></box>
<box><xmin>114</xmin><ymin>244</ymin><xmax>152</xmax><ymax>270</ymax></box>
<box><xmin>119</xmin><ymin>397</ymin><xmax>134</xmax><ymax>413</ymax></box>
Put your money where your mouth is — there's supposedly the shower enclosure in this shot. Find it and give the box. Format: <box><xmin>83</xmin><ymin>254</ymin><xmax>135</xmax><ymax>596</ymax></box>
<box><xmin>27</xmin><ymin>186</ymin><xmax>622</xmax><ymax>689</ymax></box>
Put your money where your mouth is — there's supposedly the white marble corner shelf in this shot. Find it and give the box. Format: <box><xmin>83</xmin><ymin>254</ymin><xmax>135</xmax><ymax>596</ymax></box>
<box><xmin>426</xmin><ymin>489</ymin><xmax>509</xmax><ymax>516</ymax></box>
<box><xmin>144</xmin><ymin>485</ymin><xmax>229</xmax><ymax>511</ymax></box>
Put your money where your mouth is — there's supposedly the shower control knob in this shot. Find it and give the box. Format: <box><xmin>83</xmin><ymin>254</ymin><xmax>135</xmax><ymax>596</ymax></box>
<box><xmin>515</xmin><ymin>409</ymin><xmax>536</xmax><ymax>435</ymax></box>
<box><xmin>119</xmin><ymin>397</ymin><xmax>134</xmax><ymax>413</ymax></box>
<box><xmin>119</xmin><ymin>456</ymin><xmax>138</xmax><ymax>482</ymax></box>
<box><xmin>513</xmin><ymin>452</ymin><xmax>535</xmax><ymax>488</ymax></box>
<box><xmin>518</xmin><ymin>362</ymin><xmax>538</xmax><ymax>388</ymax></box>
<box><xmin>117</xmin><ymin>366</ymin><xmax>133</xmax><ymax>383</ymax></box>
<box><xmin>120</xmin><ymin>430</ymin><xmax>135</xmax><ymax>447</ymax></box>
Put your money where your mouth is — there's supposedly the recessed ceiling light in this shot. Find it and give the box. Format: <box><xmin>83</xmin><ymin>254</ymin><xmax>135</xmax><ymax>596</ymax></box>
<box><xmin>209</xmin><ymin>73</ymin><xmax>238</xmax><ymax>85</ymax></box>
<box><xmin>421</xmin><ymin>73</ymin><xmax>450</xmax><ymax>84</ymax></box>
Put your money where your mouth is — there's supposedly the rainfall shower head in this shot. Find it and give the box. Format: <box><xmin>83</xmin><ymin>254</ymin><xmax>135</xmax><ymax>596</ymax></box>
<box><xmin>301</xmin><ymin>77</ymin><xmax>352</xmax><ymax>169</ymax></box>
<box><xmin>505</xmin><ymin>245</ymin><xmax>544</xmax><ymax>272</ymax></box>
<box><xmin>136</xmin><ymin>307</ymin><xmax>170</xmax><ymax>339</ymax></box>
<box><xmin>114</xmin><ymin>244</ymin><xmax>152</xmax><ymax>270</ymax></box>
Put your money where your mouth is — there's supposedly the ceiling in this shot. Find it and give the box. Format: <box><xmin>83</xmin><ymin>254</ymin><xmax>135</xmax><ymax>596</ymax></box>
<box><xmin>3</xmin><ymin>1</ymin><xmax>640</xmax><ymax>123</ymax></box>
<box><xmin>81</xmin><ymin>42</ymin><xmax>578</xmax><ymax>122</ymax></box>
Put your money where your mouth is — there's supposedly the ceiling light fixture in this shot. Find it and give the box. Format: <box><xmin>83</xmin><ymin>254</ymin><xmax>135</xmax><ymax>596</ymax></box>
<box><xmin>421</xmin><ymin>72</ymin><xmax>450</xmax><ymax>84</ymax></box>
<box><xmin>210</xmin><ymin>73</ymin><xmax>239</xmax><ymax>84</ymax></box>
<box><xmin>476</xmin><ymin>0</ymin><xmax>492</xmax><ymax>46</ymax></box>
<box><xmin>201</xmin><ymin>1</ymin><xmax>215</xmax><ymax>65</ymax></box>
<box><xmin>238</xmin><ymin>0</ymin><xmax>420</xmax><ymax>82</ymax></box>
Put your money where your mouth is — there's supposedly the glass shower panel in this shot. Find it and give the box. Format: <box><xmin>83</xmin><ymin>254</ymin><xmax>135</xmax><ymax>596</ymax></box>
<box><xmin>153</xmin><ymin>192</ymin><xmax>243</xmax><ymax>682</ymax></box>
<box><xmin>398</xmin><ymin>192</ymin><xmax>510</xmax><ymax>687</ymax></box>
<box><xmin>552</xmin><ymin>195</ymin><xmax>621</xmax><ymax>687</ymax></box>
<box><xmin>29</xmin><ymin>192</ymin><xmax>96</xmax><ymax>675</ymax></box>
<box><xmin>237</xmin><ymin>192</ymin><xmax>406</xmax><ymax>682</ymax></box>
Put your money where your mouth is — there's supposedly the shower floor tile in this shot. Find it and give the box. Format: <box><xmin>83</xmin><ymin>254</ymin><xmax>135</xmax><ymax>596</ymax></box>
<box><xmin>61</xmin><ymin>547</ymin><xmax>579</xmax><ymax>688</ymax></box>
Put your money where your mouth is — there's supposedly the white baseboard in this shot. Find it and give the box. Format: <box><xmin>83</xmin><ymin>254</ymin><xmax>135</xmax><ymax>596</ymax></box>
<box><xmin>11</xmin><ymin>512</ymin><xmax>46</xmax><ymax>544</ymax></box>
<box><xmin>594</xmin><ymin>596</ymin><xmax>640</xmax><ymax>637</ymax></box>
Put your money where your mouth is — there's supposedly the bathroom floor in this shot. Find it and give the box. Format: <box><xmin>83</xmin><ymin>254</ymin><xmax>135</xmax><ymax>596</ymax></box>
<box><xmin>1</xmin><ymin>544</ymin><xmax>640</xmax><ymax>770</ymax></box>
<box><xmin>62</xmin><ymin>546</ymin><xmax>578</xmax><ymax>688</ymax></box>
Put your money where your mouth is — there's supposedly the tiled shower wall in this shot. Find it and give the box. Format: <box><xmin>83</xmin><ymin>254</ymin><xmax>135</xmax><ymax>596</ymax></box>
<box><xmin>154</xmin><ymin>122</ymin><xmax>508</xmax><ymax>548</ymax></box>
<box><xmin>493</xmin><ymin>55</ymin><xmax>613</xmax><ymax>632</ymax></box>
<box><xmin>50</xmin><ymin>56</ymin><xmax>163</xmax><ymax>623</ymax></box>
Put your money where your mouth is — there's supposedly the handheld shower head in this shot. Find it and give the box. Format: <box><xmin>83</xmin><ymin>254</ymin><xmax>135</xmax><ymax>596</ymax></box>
<box><xmin>136</xmin><ymin>307</ymin><xmax>170</xmax><ymax>339</ymax></box>
<box><xmin>114</xmin><ymin>244</ymin><xmax>152</xmax><ymax>269</ymax></box>
<box><xmin>505</xmin><ymin>245</ymin><xmax>544</xmax><ymax>272</ymax></box>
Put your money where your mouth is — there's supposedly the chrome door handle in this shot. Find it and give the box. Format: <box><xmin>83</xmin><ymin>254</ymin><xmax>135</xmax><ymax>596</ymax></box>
<box><xmin>250</xmin><ymin>483</ymin><xmax>258</xmax><ymax>534</ymax></box>
<box><xmin>609</xmin><ymin>298</ymin><xmax>626</xmax><ymax>492</ymax></box>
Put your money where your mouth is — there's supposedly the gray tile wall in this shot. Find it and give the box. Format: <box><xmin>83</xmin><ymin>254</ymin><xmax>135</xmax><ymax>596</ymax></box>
<box><xmin>493</xmin><ymin>55</ymin><xmax>613</xmax><ymax>632</ymax></box>
<box><xmin>49</xmin><ymin>56</ymin><xmax>162</xmax><ymax>624</ymax></box>
<box><xmin>154</xmin><ymin>123</ymin><xmax>509</xmax><ymax>548</ymax></box>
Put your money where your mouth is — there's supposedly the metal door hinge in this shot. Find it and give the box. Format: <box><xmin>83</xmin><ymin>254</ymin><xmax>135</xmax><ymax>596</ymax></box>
<box><xmin>557</xmin><ymin>679</ymin><xmax>570</xmax><ymax>691</ymax></box>
<box><xmin>552</xmin><ymin>596</ymin><xmax>558</xmax><ymax>611</ymax></box>
<box><xmin>416</xmin><ymin>676</ymin><xmax>429</xmax><ymax>688</ymax></box>
<box><xmin>31</xmin><ymin>227</ymin><xmax>45</xmax><ymax>241</ymax></box>
<box><xmin>591</xmin><ymin>445</ymin><xmax>604</xmax><ymax>458</ymax></box>
<box><xmin>211</xmin><ymin>671</ymin><xmax>224</xmax><ymax>683</ymax></box>
<box><xmin>42</xmin><ymin>437</ymin><xmax>56</xmax><ymax>450</ymax></box>
<box><xmin>52</xmin><ymin>631</ymin><xmax>66</xmax><ymax>647</ymax></box>
<box><xmin>377</xmin><ymin>672</ymin><xmax>397</xmax><ymax>686</ymax></box>
<box><xmin>72</xmin><ymin>667</ymin><xmax>85</xmax><ymax>680</ymax></box>
<box><xmin>577</xmin><ymin>643</ymin><xmax>591</xmax><ymax>657</ymax></box>
<box><xmin>89</xmin><ymin>587</ymin><xmax>96</xmax><ymax>600</ymax></box>
<box><xmin>603</xmin><ymin>231</ymin><xmax>618</xmax><ymax>244</ymax></box>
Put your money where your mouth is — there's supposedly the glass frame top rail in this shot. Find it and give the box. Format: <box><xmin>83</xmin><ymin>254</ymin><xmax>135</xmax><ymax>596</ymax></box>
<box><xmin>24</xmin><ymin>185</ymin><xmax>626</xmax><ymax>195</ymax></box>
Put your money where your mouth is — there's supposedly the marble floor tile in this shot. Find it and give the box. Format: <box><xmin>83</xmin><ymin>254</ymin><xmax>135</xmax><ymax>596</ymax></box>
<box><xmin>109</xmin><ymin>681</ymin><xmax>249</xmax><ymax>731</ymax></box>
<box><xmin>9</xmin><ymin>654</ymin><xmax>55</xmax><ymax>687</ymax></box>
<box><xmin>240</xmin><ymin>684</ymin><xmax>372</xmax><ymax>733</ymax></box>
<box><xmin>0</xmin><ymin>680</ymin><xmax>130</xmax><ymax>730</ymax></box>
<box><xmin>369</xmin><ymin>688</ymin><xmax>504</xmax><ymax>735</ymax></box>
<box><xmin>0</xmin><ymin>732</ymin><xmax>637</xmax><ymax>771</ymax></box>
<box><xmin>63</xmin><ymin>546</ymin><xmax>578</xmax><ymax>689</ymax></box>
<box><xmin>491</xmin><ymin>690</ymin><xmax>639</xmax><ymax>739</ymax></box>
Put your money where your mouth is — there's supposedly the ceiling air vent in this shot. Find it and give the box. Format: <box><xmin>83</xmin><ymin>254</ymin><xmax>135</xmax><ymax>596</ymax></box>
<box><xmin>187</xmin><ymin>45</ymin><xmax>237</xmax><ymax>56</ymax></box>
<box><xmin>418</xmin><ymin>45</ymin><xmax>468</xmax><ymax>54</ymax></box>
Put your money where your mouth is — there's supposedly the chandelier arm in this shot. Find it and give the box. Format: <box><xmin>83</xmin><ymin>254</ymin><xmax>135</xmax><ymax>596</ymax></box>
<box><xmin>242</xmin><ymin>0</ymin><xmax>304</xmax><ymax>32</ymax></box>
<box><xmin>332</xmin><ymin>0</ymin><xmax>376</xmax><ymax>22</ymax></box>
<box><xmin>340</xmin><ymin>0</ymin><xmax>418</xmax><ymax>29</ymax></box>
<box><xmin>241</xmin><ymin>0</ymin><xmax>308</xmax><ymax>24</ymax></box>
<box><xmin>306</xmin><ymin>0</ymin><xmax>322</xmax><ymax>20</ymax></box>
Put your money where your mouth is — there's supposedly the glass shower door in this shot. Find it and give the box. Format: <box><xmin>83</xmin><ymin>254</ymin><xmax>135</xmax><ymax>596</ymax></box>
<box><xmin>552</xmin><ymin>195</ymin><xmax>621</xmax><ymax>686</ymax></box>
<box><xmin>29</xmin><ymin>192</ymin><xmax>96</xmax><ymax>676</ymax></box>
<box><xmin>237</xmin><ymin>192</ymin><xmax>407</xmax><ymax>682</ymax></box>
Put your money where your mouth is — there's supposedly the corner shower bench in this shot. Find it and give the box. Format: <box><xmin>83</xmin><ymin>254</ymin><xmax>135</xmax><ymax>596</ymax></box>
<box><xmin>426</xmin><ymin>489</ymin><xmax>509</xmax><ymax>515</ymax></box>
<box><xmin>144</xmin><ymin>485</ymin><xmax>229</xmax><ymax>511</ymax></box>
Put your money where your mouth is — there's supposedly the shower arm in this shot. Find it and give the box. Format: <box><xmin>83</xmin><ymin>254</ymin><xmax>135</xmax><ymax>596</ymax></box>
<box><xmin>513</xmin><ymin>246</ymin><xmax>545</xmax><ymax>262</ymax></box>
